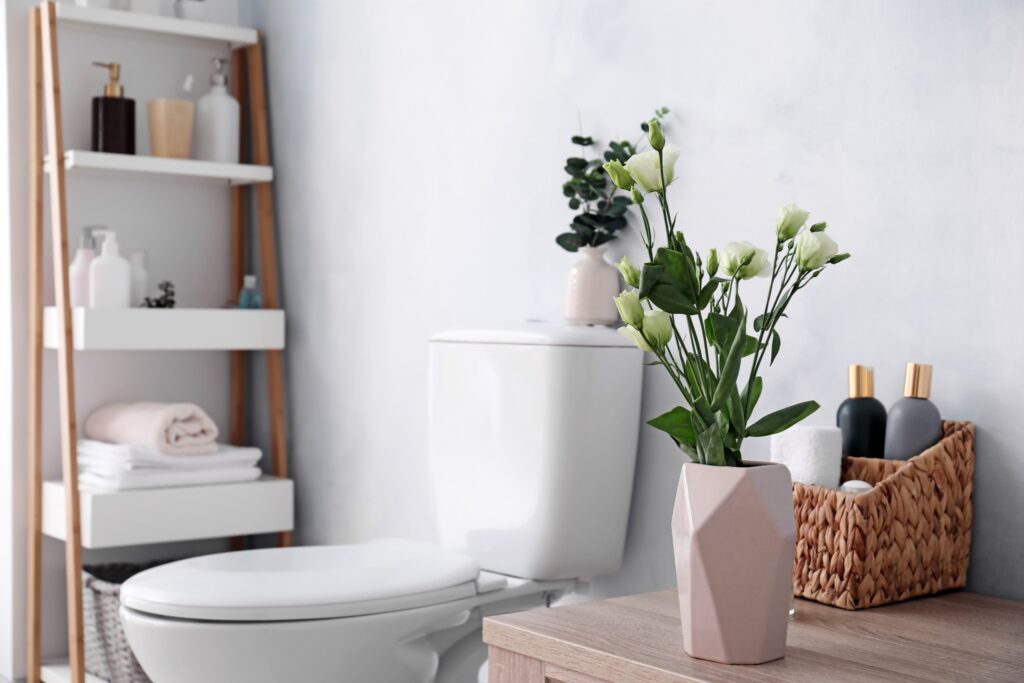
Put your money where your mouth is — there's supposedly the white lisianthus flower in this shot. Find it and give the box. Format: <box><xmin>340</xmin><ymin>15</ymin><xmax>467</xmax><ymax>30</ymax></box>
<box><xmin>776</xmin><ymin>203</ymin><xmax>810</xmax><ymax>241</ymax></box>
<box><xmin>618</xmin><ymin>325</ymin><xmax>653</xmax><ymax>353</ymax></box>
<box><xmin>643</xmin><ymin>310</ymin><xmax>672</xmax><ymax>351</ymax></box>
<box><xmin>616</xmin><ymin>255</ymin><xmax>641</xmax><ymax>288</ymax></box>
<box><xmin>614</xmin><ymin>290</ymin><xmax>644</xmax><ymax>328</ymax></box>
<box><xmin>796</xmin><ymin>230</ymin><xmax>839</xmax><ymax>272</ymax></box>
<box><xmin>624</xmin><ymin>145</ymin><xmax>680</xmax><ymax>193</ymax></box>
<box><xmin>720</xmin><ymin>241</ymin><xmax>771</xmax><ymax>280</ymax></box>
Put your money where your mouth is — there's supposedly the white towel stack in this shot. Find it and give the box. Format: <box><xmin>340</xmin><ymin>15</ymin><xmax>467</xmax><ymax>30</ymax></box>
<box><xmin>77</xmin><ymin>440</ymin><xmax>263</xmax><ymax>490</ymax></box>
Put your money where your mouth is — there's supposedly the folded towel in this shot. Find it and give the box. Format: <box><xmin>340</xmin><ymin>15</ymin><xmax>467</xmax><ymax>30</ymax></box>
<box><xmin>78</xmin><ymin>466</ymin><xmax>262</xmax><ymax>491</ymax></box>
<box><xmin>84</xmin><ymin>402</ymin><xmax>219</xmax><ymax>455</ymax></box>
<box><xmin>770</xmin><ymin>425</ymin><xmax>843</xmax><ymax>488</ymax></box>
<box><xmin>77</xmin><ymin>439</ymin><xmax>261</xmax><ymax>471</ymax></box>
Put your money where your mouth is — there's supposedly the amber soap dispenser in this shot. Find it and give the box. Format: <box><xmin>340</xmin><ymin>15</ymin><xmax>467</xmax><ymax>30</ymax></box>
<box><xmin>836</xmin><ymin>365</ymin><xmax>887</xmax><ymax>457</ymax></box>
<box><xmin>91</xmin><ymin>62</ymin><xmax>135</xmax><ymax>155</ymax></box>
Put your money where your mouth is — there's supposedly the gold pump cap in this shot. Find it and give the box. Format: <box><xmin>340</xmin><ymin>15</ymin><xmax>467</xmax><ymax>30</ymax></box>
<box><xmin>903</xmin><ymin>363</ymin><xmax>933</xmax><ymax>399</ymax></box>
<box><xmin>92</xmin><ymin>62</ymin><xmax>124</xmax><ymax>98</ymax></box>
<box><xmin>848</xmin><ymin>365</ymin><xmax>875</xmax><ymax>398</ymax></box>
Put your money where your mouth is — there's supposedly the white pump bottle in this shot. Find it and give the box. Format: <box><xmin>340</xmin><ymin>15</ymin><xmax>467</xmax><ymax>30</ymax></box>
<box><xmin>89</xmin><ymin>230</ymin><xmax>131</xmax><ymax>308</ymax></box>
<box><xmin>194</xmin><ymin>57</ymin><xmax>240</xmax><ymax>163</ymax></box>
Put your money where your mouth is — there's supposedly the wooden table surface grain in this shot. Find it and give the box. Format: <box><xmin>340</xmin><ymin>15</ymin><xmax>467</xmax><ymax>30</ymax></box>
<box><xmin>483</xmin><ymin>591</ymin><xmax>1024</xmax><ymax>683</ymax></box>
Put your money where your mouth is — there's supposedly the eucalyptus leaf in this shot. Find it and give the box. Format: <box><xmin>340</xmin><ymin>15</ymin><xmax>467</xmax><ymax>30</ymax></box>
<box><xmin>746</xmin><ymin>400</ymin><xmax>820</xmax><ymax>437</ymax></box>
<box><xmin>555</xmin><ymin>233</ymin><xmax>582</xmax><ymax>252</ymax></box>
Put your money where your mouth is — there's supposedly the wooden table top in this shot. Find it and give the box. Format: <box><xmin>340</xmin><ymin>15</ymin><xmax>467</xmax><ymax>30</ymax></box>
<box><xmin>483</xmin><ymin>590</ymin><xmax>1024</xmax><ymax>682</ymax></box>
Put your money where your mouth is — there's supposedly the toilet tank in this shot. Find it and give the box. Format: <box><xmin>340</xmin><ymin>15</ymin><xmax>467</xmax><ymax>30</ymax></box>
<box><xmin>428</xmin><ymin>323</ymin><xmax>643</xmax><ymax>580</ymax></box>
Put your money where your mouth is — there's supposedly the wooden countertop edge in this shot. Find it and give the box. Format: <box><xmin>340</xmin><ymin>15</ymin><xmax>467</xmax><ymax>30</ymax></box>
<box><xmin>483</xmin><ymin>617</ymin><xmax>703</xmax><ymax>683</ymax></box>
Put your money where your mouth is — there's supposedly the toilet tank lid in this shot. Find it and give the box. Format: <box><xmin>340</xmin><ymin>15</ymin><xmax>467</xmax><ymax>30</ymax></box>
<box><xmin>431</xmin><ymin>322</ymin><xmax>635</xmax><ymax>348</ymax></box>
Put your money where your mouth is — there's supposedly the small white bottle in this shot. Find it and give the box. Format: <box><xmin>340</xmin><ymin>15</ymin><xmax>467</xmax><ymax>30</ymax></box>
<box><xmin>89</xmin><ymin>230</ymin><xmax>131</xmax><ymax>308</ymax></box>
<box><xmin>129</xmin><ymin>251</ymin><xmax>149</xmax><ymax>307</ymax></box>
<box><xmin>69</xmin><ymin>226</ymin><xmax>98</xmax><ymax>307</ymax></box>
<box><xmin>194</xmin><ymin>58</ymin><xmax>240</xmax><ymax>163</ymax></box>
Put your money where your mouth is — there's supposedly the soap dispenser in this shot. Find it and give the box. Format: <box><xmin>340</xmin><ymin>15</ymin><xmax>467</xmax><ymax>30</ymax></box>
<box><xmin>884</xmin><ymin>363</ymin><xmax>942</xmax><ymax>460</ymax></box>
<box><xmin>194</xmin><ymin>58</ymin><xmax>240</xmax><ymax>163</ymax></box>
<box><xmin>836</xmin><ymin>365</ymin><xmax>887</xmax><ymax>457</ymax></box>
<box><xmin>69</xmin><ymin>226</ymin><xmax>99</xmax><ymax>307</ymax></box>
<box><xmin>91</xmin><ymin>62</ymin><xmax>135</xmax><ymax>155</ymax></box>
<box><xmin>89</xmin><ymin>230</ymin><xmax>131</xmax><ymax>308</ymax></box>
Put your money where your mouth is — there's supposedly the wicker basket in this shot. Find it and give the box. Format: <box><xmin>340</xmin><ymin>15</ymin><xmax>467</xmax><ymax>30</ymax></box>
<box><xmin>83</xmin><ymin>563</ymin><xmax>161</xmax><ymax>683</ymax></box>
<box><xmin>792</xmin><ymin>421</ymin><xmax>974</xmax><ymax>610</ymax></box>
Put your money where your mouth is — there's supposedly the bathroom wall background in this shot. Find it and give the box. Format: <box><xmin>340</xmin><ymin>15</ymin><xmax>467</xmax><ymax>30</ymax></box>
<box><xmin>0</xmin><ymin>1</ymin><xmax>240</xmax><ymax>678</ymax></box>
<box><xmin>241</xmin><ymin>0</ymin><xmax>1024</xmax><ymax>605</ymax></box>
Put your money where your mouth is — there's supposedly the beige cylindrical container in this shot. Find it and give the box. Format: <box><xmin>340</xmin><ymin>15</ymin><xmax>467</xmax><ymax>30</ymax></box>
<box><xmin>147</xmin><ymin>99</ymin><xmax>195</xmax><ymax>159</ymax></box>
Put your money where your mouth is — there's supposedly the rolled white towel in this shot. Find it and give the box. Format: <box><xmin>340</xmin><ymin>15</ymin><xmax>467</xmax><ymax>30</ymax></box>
<box><xmin>84</xmin><ymin>402</ymin><xmax>219</xmax><ymax>455</ymax></box>
<box><xmin>770</xmin><ymin>425</ymin><xmax>843</xmax><ymax>488</ymax></box>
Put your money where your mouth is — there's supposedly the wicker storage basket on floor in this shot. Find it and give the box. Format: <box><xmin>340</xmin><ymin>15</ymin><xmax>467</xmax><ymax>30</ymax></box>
<box><xmin>792</xmin><ymin>421</ymin><xmax>974</xmax><ymax>610</ymax></box>
<box><xmin>83</xmin><ymin>563</ymin><xmax>160</xmax><ymax>683</ymax></box>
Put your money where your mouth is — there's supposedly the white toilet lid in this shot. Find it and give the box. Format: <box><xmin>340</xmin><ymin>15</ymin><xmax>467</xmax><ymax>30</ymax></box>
<box><xmin>120</xmin><ymin>538</ymin><xmax>481</xmax><ymax>622</ymax></box>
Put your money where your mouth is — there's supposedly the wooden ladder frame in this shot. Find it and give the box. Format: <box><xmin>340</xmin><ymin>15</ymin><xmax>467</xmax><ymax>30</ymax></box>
<box><xmin>25</xmin><ymin>3</ymin><xmax>290</xmax><ymax>681</ymax></box>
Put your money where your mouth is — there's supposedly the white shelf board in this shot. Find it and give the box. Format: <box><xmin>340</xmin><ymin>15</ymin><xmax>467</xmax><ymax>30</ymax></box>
<box><xmin>56</xmin><ymin>3</ymin><xmax>258</xmax><ymax>48</ymax></box>
<box><xmin>44</xmin><ymin>307</ymin><xmax>285</xmax><ymax>351</ymax></box>
<box><xmin>47</xmin><ymin>150</ymin><xmax>273</xmax><ymax>185</ymax></box>
<box><xmin>42</xmin><ymin>476</ymin><xmax>294</xmax><ymax>549</ymax></box>
<box><xmin>41</xmin><ymin>661</ymin><xmax>106</xmax><ymax>683</ymax></box>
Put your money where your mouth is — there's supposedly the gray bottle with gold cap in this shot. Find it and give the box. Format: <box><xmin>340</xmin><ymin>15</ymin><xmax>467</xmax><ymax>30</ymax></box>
<box><xmin>884</xmin><ymin>363</ymin><xmax>942</xmax><ymax>460</ymax></box>
<box><xmin>837</xmin><ymin>365</ymin><xmax>887</xmax><ymax>457</ymax></box>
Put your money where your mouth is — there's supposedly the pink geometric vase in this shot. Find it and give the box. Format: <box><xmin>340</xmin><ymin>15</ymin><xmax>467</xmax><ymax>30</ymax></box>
<box><xmin>671</xmin><ymin>461</ymin><xmax>796</xmax><ymax>664</ymax></box>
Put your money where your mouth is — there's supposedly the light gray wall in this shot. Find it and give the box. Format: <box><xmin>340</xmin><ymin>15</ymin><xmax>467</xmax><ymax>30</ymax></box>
<box><xmin>242</xmin><ymin>0</ymin><xmax>1023</xmax><ymax>601</ymax></box>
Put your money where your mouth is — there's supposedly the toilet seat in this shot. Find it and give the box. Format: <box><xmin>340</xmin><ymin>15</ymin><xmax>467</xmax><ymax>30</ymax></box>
<box><xmin>120</xmin><ymin>538</ymin><xmax>481</xmax><ymax>622</ymax></box>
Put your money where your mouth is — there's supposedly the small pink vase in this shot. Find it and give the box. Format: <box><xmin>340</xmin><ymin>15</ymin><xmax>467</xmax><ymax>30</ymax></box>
<box><xmin>671</xmin><ymin>460</ymin><xmax>795</xmax><ymax>664</ymax></box>
<box><xmin>564</xmin><ymin>245</ymin><xmax>620</xmax><ymax>325</ymax></box>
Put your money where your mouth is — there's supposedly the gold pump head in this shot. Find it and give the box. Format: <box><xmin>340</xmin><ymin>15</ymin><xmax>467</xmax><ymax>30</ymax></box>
<box><xmin>903</xmin><ymin>363</ymin><xmax>933</xmax><ymax>399</ymax></box>
<box><xmin>848</xmin><ymin>365</ymin><xmax>874</xmax><ymax>398</ymax></box>
<box><xmin>92</xmin><ymin>62</ymin><xmax>124</xmax><ymax>98</ymax></box>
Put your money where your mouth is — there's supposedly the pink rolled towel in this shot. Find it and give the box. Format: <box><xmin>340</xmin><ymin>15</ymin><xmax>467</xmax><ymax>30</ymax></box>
<box><xmin>85</xmin><ymin>402</ymin><xmax>219</xmax><ymax>455</ymax></box>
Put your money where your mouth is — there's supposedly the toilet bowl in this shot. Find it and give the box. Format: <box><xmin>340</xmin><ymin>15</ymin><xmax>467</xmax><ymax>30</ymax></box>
<box><xmin>121</xmin><ymin>324</ymin><xmax>643</xmax><ymax>682</ymax></box>
<box><xmin>121</xmin><ymin>539</ymin><xmax>572</xmax><ymax>683</ymax></box>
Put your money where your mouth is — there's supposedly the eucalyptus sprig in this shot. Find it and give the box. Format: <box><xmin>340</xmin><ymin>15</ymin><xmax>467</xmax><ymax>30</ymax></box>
<box><xmin>607</xmin><ymin>122</ymin><xmax>850</xmax><ymax>466</ymax></box>
<box><xmin>556</xmin><ymin>107</ymin><xmax>670</xmax><ymax>252</ymax></box>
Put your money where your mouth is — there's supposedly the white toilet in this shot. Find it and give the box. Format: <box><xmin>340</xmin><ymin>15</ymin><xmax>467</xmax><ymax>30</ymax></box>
<box><xmin>120</xmin><ymin>324</ymin><xmax>643</xmax><ymax>683</ymax></box>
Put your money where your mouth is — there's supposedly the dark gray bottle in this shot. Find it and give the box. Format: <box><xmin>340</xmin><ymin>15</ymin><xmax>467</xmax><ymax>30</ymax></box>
<box><xmin>836</xmin><ymin>365</ymin><xmax>886</xmax><ymax>457</ymax></box>
<box><xmin>884</xmin><ymin>363</ymin><xmax>941</xmax><ymax>460</ymax></box>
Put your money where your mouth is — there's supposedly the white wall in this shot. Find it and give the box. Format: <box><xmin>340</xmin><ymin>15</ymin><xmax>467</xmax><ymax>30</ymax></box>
<box><xmin>242</xmin><ymin>0</ymin><xmax>1024</xmax><ymax>604</ymax></box>
<box><xmin>1</xmin><ymin>1</ymin><xmax>240</xmax><ymax>678</ymax></box>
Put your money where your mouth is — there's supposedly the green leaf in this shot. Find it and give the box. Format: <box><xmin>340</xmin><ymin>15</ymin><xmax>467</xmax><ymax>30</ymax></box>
<box><xmin>647</xmin><ymin>407</ymin><xmax>696</xmax><ymax>446</ymax></box>
<box><xmin>770</xmin><ymin>330</ymin><xmax>781</xmax><ymax>364</ymax></box>
<box><xmin>742</xmin><ymin>335</ymin><xmax>759</xmax><ymax>357</ymax></box>
<box><xmin>555</xmin><ymin>233</ymin><xmax>581</xmax><ymax>252</ymax></box>
<box><xmin>711</xmin><ymin>310</ymin><xmax>746</xmax><ymax>410</ymax></box>
<box><xmin>568</xmin><ymin>198</ymin><xmax>581</xmax><ymax>210</ymax></box>
<box><xmin>742</xmin><ymin>376</ymin><xmax>763</xmax><ymax>418</ymax></box>
<box><xmin>591</xmin><ymin>231</ymin><xmax>615</xmax><ymax>247</ymax></box>
<box><xmin>566</xmin><ymin>157</ymin><xmax>587</xmax><ymax>168</ymax></box>
<box><xmin>697</xmin><ymin>424</ymin><xmax>726</xmax><ymax>466</ymax></box>
<box><xmin>571</xmin><ymin>135</ymin><xmax>593</xmax><ymax>146</ymax></box>
<box><xmin>679</xmin><ymin>442</ymin><xmax>699</xmax><ymax>462</ymax></box>
<box><xmin>725</xmin><ymin>386</ymin><xmax>746</xmax><ymax>435</ymax></box>
<box><xmin>746</xmin><ymin>400</ymin><xmax>820</xmax><ymax>437</ymax></box>
<box><xmin>655</xmin><ymin>248</ymin><xmax>699</xmax><ymax>301</ymax></box>
<box><xmin>649</xmin><ymin>283</ymin><xmax>698</xmax><ymax>315</ymax></box>
<box><xmin>638</xmin><ymin>264</ymin><xmax>663</xmax><ymax>299</ymax></box>
<box><xmin>697</xmin><ymin>278</ymin><xmax>721</xmax><ymax>310</ymax></box>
